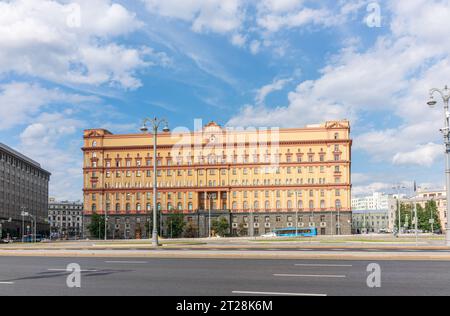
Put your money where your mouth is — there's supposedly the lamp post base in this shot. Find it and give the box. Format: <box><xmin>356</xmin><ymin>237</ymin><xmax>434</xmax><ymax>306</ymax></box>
<box><xmin>446</xmin><ymin>229</ymin><xmax>450</xmax><ymax>247</ymax></box>
<box><xmin>152</xmin><ymin>231</ymin><xmax>159</xmax><ymax>247</ymax></box>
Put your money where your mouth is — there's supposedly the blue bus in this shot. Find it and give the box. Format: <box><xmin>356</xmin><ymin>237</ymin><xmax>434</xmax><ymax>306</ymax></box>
<box><xmin>273</xmin><ymin>227</ymin><xmax>317</xmax><ymax>237</ymax></box>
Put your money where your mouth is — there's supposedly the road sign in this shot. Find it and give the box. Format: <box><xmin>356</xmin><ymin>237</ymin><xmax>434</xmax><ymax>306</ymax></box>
<box><xmin>429</xmin><ymin>219</ymin><xmax>435</xmax><ymax>224</ymax></box>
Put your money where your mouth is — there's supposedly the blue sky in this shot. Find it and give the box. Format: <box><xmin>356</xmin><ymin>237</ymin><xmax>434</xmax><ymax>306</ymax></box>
<box><xmin>1</xmin><ymin>0</ymin><xmax>449</xmax><ymax>200</ymax></box>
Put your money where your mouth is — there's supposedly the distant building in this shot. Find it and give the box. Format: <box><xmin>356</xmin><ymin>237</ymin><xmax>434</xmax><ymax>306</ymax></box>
<box><xmin>48</xmin><ymin>199</ymin><xmax>83</xmax><ymax>239</ymax></box>
<box><xmin>352</xmin><ymin>209</ymin><xmax>389</xmax><ymax>234</ymax></box>
<box><xmin>0</xmin><ymin>143</ymin><xmax>51</xmax><ymax>239</ymax></box>
<box><xmin>352</xmin><ymin>192</ymin><xmax>397</xmax><ymax>232</ymax></box>
<box><xmin>403</xmin><ymin>188</ymin><xmax>447</xmax><ymax>232</ymax></box>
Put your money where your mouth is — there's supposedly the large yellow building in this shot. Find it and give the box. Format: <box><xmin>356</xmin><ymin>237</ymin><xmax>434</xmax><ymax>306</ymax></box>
<box><xmin>82</xmin><ymin>120</ymin><xmax>352</xmax><ymax>238</ymax></box>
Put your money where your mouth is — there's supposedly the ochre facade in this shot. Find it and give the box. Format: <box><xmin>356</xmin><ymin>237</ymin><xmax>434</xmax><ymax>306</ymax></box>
<box><xmin>82</xmin><ymin>120</ymin><xmax>352</xmax><ymax>238</ymax></box>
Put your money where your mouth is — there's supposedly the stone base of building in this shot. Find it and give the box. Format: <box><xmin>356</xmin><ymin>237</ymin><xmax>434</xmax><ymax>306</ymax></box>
<box><xmin>83</xmin><ymin>211</ymin><xmax>352</xmax><ymax>240</ymax></box>
<box><xmin>0</xmin><ymin>219</ymin><xmax>50</xmax><ymax>239</ymax></box>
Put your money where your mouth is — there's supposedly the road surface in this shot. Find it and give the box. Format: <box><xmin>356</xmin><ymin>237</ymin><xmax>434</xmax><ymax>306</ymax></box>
<box><xmin>1</xmin><ymin>257</ymin><xmax>450</xmax><ymax>296</ymax></box>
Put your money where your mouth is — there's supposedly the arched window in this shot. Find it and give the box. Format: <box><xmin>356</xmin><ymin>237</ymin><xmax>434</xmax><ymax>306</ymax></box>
<box><xmin>125</xmin><ymin>203</ymin><xmax>131</xmax><ymax>212</ymax></box>
<box><xmin>91</xmin><ymin>204</ymin><xmax>97</xmax><ymax>212</ymax></box>
<box><xmin>243</xmin><ymin>201</ymin><xmax>248</xmax><ymax>210</ymax></box>
<box><xmin>167</xmin><ymin>203</ymin><xmax>173</xmax><ymax>211</ymax></box>
<box><xmin>178</xmin><ymin>202</ymin><xmax>183</xmax><ymax>211</ymax></box>
<box><xmin>254</xmin><ymin>201</ymin><xmax>259</xmax><ymax>210</ymax></box>
<box><xmin>298</xmin><ymin>200</ymin><xmax>303</xmax><ymax>209</ymax></box>
<box><xmin>188</xmin><ymin>202</ymin><xmax>193</xmax><ymax>211</ymax></box>
<box><xmin>232</xmin><ymin>202</ymin><xmax>238</xmax><ymax>210</ymax></box>
<box><xmin>146</xmin><ymin>203</ymin><xmax>151</xmax><ymax>211</ymax></box>
<box><xmin>287</xmin><ymin>200</ymin><xmax>292</xmax><ymax>209</ymax></box>
<box><xmin>276</xmin><ymin>200</ymin><xmax>281</xmax><ymax>209</ymax></box>
<box><xmin>265</xmin><ymin>201</ymin><xmax>270</xmax><ymax>210</ymax></box>
<box><xmin>320</xmin><ymin>200</ymin><xmax>325</xmax><ymax>209</ymax></box>
<box><xmin>157</xmin><ymin>203</ymin><xmax>161</xmax><ymax>211</ymax></box>
<box><xmin>336</xmin><ymin>199</ymin><xmax>342</xmax><ymax>210</ymax></box>
<box><xmin>309</xmin><ymin>200</ymin><xmax>314</xmax><ymax>210</ymax></box>
<box><xmin>136</xmin><ymin>203</ymin><xmax>141</xmax><ymax>212</ymax></box>
<box><xmin>115</xmin><ymin>203</ymin><xmax>120</xmax><ymax>213</ymax></box>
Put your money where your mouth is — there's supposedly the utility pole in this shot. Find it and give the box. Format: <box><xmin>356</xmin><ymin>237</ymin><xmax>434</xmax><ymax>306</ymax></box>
<box><xmin>140</xmin><ymin>118</ymin><xmax>170</xmax><ymax>247</ymax></box>
<box><xmin>427</xmin><ymin>86</ymin><xmax>450</xmax><ymax>246</ymax></box>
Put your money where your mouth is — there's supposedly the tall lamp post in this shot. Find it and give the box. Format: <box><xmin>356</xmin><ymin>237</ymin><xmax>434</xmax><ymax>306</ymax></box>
<box><xmin>427</xmin><ymin>85</ymin><xmax>450</xmax><ymax>246</ymax></box>
<box><xmin>140</xmin><ymin>118</ymin><xmax>170</xmax><ymax>247</ymax></box>
<box><xmin>393</xmin><ymin>184</ymin><xmax>406</xmax><ymax>234</ymax></box>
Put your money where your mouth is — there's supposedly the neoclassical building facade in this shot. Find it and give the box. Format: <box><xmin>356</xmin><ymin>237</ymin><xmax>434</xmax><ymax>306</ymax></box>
<box><xmin>82</xmin><ymin>120</ymin><xmax>352</xmax><ymax>238</ymax></box>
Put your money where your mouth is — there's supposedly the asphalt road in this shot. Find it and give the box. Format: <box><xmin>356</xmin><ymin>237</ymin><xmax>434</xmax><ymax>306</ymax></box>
<box><xmin>1</xmin><ymin>257</ymin><xmax>450</xmax><ymax>296</ymax></box>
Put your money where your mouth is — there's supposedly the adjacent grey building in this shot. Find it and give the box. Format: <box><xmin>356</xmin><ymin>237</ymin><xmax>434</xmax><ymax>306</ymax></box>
<box><xmin>48</xmin><ymin>199</ymin><xmax>83</xmax><ymax>239</ymax></box>
<box><xmin>352</xmin><ymin>209</ymin><xmax>389</xmax><ymax>234</ymax></box>
<box><xmin>0</xmin><ymin>143</ymin><xmax>51</xmax><ymax>238</ymax></box>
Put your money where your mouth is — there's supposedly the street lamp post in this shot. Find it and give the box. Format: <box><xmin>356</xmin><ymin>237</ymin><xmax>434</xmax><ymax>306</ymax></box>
<box><xmin>295</xmin><ymin>191</ymin><xmax>299</xmax><ymax>236</ymax></box>
<box><xmin>140</xmin><ymin>118</ymin><xmax>170</xmax><ymax>247</ymax></box>
<box><xmin>393</xmin><ymin>185</ymin><xmax>406</xmax><ymax>235</ymax></box>
<box><xmin>427</xmin><ymin>85</ymin><xmax>450</xmax><ymax>246</ymax></box>
<box><xmin>20</xmin><ymin>206</ymin><xmax>27</xmax><ymax>242</ymax></box>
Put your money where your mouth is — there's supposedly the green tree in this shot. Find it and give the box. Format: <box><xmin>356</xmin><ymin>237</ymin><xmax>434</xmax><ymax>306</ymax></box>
<box><xmin>398</xmin><ymin>201</ymin><xmax>441</xmax><ymax>233</ymax></box>
<box><xmin>183</xmin><ymin>222</ymin><xmax>198</xmax><ymax>238</ymax></box>
<box><xmin>394</xmin><ymin>203</ymin><xmax>413</xmax><ymax>231</ymax></box>
<box><xmin>237</xmin><ymin>222</ymin><xmax>247</xmax><ymax>237</ymax></box>
<box><xmin>423</xmin><ymin>200</ymin><xmax>441</xmax><ymax>233</ymax></box>
<box><xmin>165</xmin><ymin>212</ymin><xmax>186</xmax><ymax>238</ymax></box>
<box><xmin>212</xmin><ymin>217</ymin><xmax>230</xmax><ymax>237</ymax></box>
<box><xmin>88</xmin><ymin>213</ymin><xmax>105</xmax><ymax>239</ymax></box>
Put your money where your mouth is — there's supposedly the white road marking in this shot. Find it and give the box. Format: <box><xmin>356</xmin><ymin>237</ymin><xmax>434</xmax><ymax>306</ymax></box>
<box><xmin>274</xmin><ymin>274</ymin><xmax>346</xmax><ymax>278</ymax></box>
<box><xmin>47</xmin><ymin>269</ymin><xmax>98</xmax><ymax>272</ymax></box>
<box><xmin>233</xmin><ymin>291</ymin><xmax>327</xmax><ymax>297</ymax></box>
<box><xmin>0</xmin><ymin>282</ymin><xmax>14</xmax><ymax>285</ymax></box>
<box><xmin>294</xmin><ymin>264</ymin><xmax>353</xmax><ymax>267</ymax></box>
<box><xmin>105</xmin><ymin>261</ymin><xmax>148</xmax><ymax>264</ymax></box>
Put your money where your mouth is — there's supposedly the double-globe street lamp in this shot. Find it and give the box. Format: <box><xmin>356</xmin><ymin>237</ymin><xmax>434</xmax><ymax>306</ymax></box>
<box><xmin>141</xmin><ymin>118</ymin><xmax>170</xmax><ymax>247</ymax></box>
<box><xmin>427</xmin><ymin>86</ymin><xmax>450</xmax><ymax>247</ymax></box>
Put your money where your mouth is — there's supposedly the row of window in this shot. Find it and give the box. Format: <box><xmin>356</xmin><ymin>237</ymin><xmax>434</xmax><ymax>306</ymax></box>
<box><xmin>0</xmin><ymin>151</ymin><xmax>50</xmax><ymax>180</ymax></box>
<box><xmin>90</xmin><ymin>152</ymin><xmax>344</xmax><ymax>168</ymax></box>
<box><xmin>91</xmin><ymin>189</ymin><xmax>342</xmax><ymax>202</ymax></box>
<box><xmin>91</xmin><ymin>199</ymin><xmax>343</xmax><ymax>213</ymax></box>
<box><xmin>99</xmin><ymin>165</ymin><xmax>343</xmax><ymax>178</ymax></box>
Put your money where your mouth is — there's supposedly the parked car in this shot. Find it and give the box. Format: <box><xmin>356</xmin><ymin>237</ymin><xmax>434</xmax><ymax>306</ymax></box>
<box><xmin>261</xmin><ymin>232</ymin><xmax>277</xmax><ymax>238</ymax></box>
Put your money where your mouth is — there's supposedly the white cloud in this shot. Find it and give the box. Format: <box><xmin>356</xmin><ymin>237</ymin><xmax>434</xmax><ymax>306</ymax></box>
<box><xmin>143</xmin><ymin>0</ymin><xmax>244</xmax><ymax>34</ymax></box>
<box><xmin>393</xmin><ymin>143</ymin><xmax>443</xmax><ymax>167</ymax></box>
<box><xmin>19</xmin><ymin>112</ymin><xmax>86</xmax><ymax>200</ymax></box>
<box><xmin>228</xmin><ymin>0</ymin><xmax>450</xmax><ymax>169</ymax></box>
<box><xmin>250</xmin><ymin>40</ymin><xmax>261</xmax><ymax>55</ymax></box>
<box><xmin>0</xmin><ymin>82</ymin><xmax>97</xmax><ymax>130</ymax></box>
<box><xmin>0</xmin><ymin>0</ymin><xmax>162</xmax><ymax>90</ymax></box>
<box><xmin>231</xmin><ymin>33</ymin><xmax>247</xmax><ymax>47</ymax></box>
<box><xmin>352</xmin><ymin>182</ymin><xmax>396</xmax><ymax>196</ymax></box>
<box><xmin>256</xmin><ymin>7</ymin><xmax>338</xmax><ymax>33</ymax></box>
<box><xmin>258</xmin><ymin>0</ymin><xmax>305</xmax><ymax>13</ymax></box>
<box><xmin>255</xmin><ymin>78</ymin><xmax>292</xmax><ymax>105</ymax></box>
<box><xmin>142</xmin><ymin>1</ymin><xmax>361</xmax><ymax>53</ymax></box>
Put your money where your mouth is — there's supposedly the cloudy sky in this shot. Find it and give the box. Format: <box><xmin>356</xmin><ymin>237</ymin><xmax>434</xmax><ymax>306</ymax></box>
<box><xmin>0</xmin><ymin>0</ymin><xmax>449</xmax><ymax>200</ymax></box>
